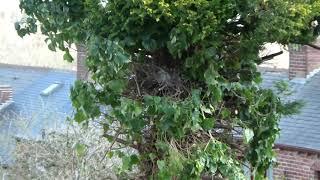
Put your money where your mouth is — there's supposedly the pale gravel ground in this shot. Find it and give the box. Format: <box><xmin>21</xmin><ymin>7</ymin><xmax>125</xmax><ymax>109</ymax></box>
<box><xmin>0</xmin><ymin>0</ymin><xmax>76</xmax><ymax>70</ymax></box>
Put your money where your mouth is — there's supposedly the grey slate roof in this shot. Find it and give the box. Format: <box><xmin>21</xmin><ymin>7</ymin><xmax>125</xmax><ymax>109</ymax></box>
<box><xmin>0</xmin><ymin>64</ymin><xmax>75</xmax><ymax>164</ymax></box>
<box><xmin>1</xmin><ymin>64</ymin><xmax>319</xmax><ymax>160</ymax></box>
<box><xmin>0</xmin><ymin>64</ymin><xmax>75</xmax><ymax>137</ymax></box>
<box><xmin>261</xmin><ymin>68</ymin><xmax>320</xmax><ymax>151</ymax></box>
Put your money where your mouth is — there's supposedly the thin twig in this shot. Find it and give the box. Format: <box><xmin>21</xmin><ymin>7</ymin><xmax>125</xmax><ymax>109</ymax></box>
<box><xmin>102</xmin><ymin>133</ymin><xmax>137</xmax><ymax>149</ymax></box>
<box><xmin>133</xmin><ymin>75</ymin><xmax>141</xmax><ymax>97</ymax></box>
<box><xmin>100</xmin><ymin>130</ymin><xmax>122</xmax><ymax>162</ymax></box>
<box><xmin>217</xmin><ymin>102</ymin><xmax>225</xmax><ymax>117</ymax></box>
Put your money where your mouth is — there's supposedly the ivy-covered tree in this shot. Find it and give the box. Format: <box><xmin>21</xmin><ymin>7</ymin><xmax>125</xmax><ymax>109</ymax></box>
<box><xmin>16</xmin><ymin>0</ymin><xmax>320</xmax><ymax>179</ymax></box>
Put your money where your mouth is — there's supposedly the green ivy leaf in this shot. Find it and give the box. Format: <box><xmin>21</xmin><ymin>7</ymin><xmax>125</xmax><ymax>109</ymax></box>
<box><xmin>74</xmin><ymin>111</ymin><xmax>86</xmax><ymax>123</ymax></box>
<box><xmin>130</xmin><ymin>154</ymin><xmax>140</xmax><ymax>165</ymax></box>
<box><xmin>63</xmin><ymin>50</ymin><xmax>74</xmax><ymax>62</ymax></box>
<box><xmin>14</xmin><ymin>22</ymin><xmax>21</xmax><ymax>31</ymax></box>
<box><xmin>122</xmin><ymin>156</ymin><xmax>131</xmax><ymax>170</ymax></box>
<box><xmin>116</xmin><ymin>52</ymin><xmax>131</xmax><ymax>64</ymax></box>
<box><xmin>74</xmin><ymin>143</ymin><xmax>87</xmax><ymax>157</ymax></box>
<box><xmin>201</xmin><ymin>118</ymin><xmax>215</xmax><ymax>131</ymax></box>
<box><xmin>48</xmin><ymin>43</ymin><xmax>56</xmax><ymax>51</ymax></box>
<box><xmin>17</xmin><ymin>28</ymin><xmax>28</xmax><ymax>37</ymax></box>
<box><xmin>122</xmin><ymin>154</ymin><xmax>140</xmax><ymax>171</ymax></box>
<box><xmin>244</xmin><ymin>129</ymin><xmax>254</xmax><ymax>144</ymax></box>
<box><xmin>192</xmin><ymin>89</ymin><xmax>201</xmax><ymax>106</ymax></box>
<box><xmin>107</xmin><ymin>151</ymin><xmax>114</xmax><ymax>158</ymax></box>
<box><xmin>221</xmin><ymin>108</ymin><xmax>231</xmax><ymax>119</ymax></box>
<box><xmin>157</xmin><ymin>160</ymin><xmax>166</xmax><ymax>170</ymax></box>
<box><xmin>204</xmin><ymin>67</ymin><xmax>218</xmax><ymax>85</ymax></box>
<box><xmin>211</xmin><ymin>85</ymin><xmax>222</xmax><ymax>102</ymax></box>
<box><xmin>107</xmin><ymin>80</ymin><xmax>126</xmax><ymax>93</ymax></box>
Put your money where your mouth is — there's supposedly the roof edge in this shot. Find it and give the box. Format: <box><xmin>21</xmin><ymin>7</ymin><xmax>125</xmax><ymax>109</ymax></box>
<box><xmin>275</xmin><ymin>143</ymin><xmax>320</xmax><ymax>155</ymax></box>
<box><xmin>0</xmin><ymin>63</ymin><xmax>76</xmax><ymax>73</ymax></box>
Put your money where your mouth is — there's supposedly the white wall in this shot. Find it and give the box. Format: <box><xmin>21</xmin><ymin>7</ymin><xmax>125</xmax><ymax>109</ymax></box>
<box><xmin>260</xmin><ymin>43</ymin><xmax>289</xmax><ymax>69</ymax></box>
<box><xmin>0</xmin><ymin>0</ymin><xmax>76</xmax><ymax>70</ymax></box>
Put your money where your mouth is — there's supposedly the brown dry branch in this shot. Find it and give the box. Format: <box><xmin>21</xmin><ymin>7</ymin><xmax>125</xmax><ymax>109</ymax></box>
<box><xmin>0</xmin><ymin>123</ymin><xmax>127</xmax><ymax>180</ymax></box>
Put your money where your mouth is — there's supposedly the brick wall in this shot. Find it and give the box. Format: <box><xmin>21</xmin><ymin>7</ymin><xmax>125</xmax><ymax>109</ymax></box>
<box><xmin>0</xmin><ymin>85</ymin><xmax>12</xmax><ymax>103</ymax></box>
<box><xmin>289</xmin><ymin>40</ymin><xmax>320</xmax><ymax>80</ymax></box>
<box><xmin>306</xmin><ymin>42</ymin><xmax>320</xmax><ymax>78</ymax></box>
<box><xmin>289</xmin><ymin>45</ymin><xmax>307</xmax><ymax>79</ymax></box>
<box><xmin>76</xmin><ymin>44</ymin><xmax>88</xmax><ymax>80</ymax></box>
<box><xmin>273</xmin><ymin>148</ymin><xmax>320</xmax><ymax>180</ymax></box>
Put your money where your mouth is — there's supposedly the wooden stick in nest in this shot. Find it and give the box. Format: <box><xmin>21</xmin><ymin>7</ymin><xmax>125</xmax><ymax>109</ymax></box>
<box><xmin>127</xmin><ymin>63</ymin><xmax>190</xmax><ymax>99</ymax></box>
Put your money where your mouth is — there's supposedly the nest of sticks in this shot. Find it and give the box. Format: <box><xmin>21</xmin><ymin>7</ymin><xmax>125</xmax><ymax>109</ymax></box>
<box><xmin>125</xmin><ymin>61</ymin><xmax>191</xmax><ymax>100</ymax></box>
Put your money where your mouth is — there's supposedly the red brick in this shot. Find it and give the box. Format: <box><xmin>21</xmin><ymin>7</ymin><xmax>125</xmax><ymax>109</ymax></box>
<box><xmin>273</xmin><ymin>149</ymin><xmax>320</xmax><ymax>179</ymax></box>
<box><xmin>290</xmin><ymin>40</ymin><xmax>320</xmax><ymax>79</ymax></box>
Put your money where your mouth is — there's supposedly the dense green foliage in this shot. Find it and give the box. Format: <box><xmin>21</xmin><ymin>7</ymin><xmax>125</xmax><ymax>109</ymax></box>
<box><xmin>16</xmin><ymin>0</ymin><xmax>320</xmax><ymax>179</ymax></box>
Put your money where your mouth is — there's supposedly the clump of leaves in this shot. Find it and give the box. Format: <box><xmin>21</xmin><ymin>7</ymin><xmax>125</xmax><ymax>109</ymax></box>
<box><xmin>16</xmin><ymin>0</ymin><xmax>320</xmax><ymax>179</ymax></box>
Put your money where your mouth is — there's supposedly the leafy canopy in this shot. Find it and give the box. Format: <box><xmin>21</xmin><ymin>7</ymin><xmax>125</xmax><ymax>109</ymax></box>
<box><xmin>16</xmin><ymin>0</ymin><xmax>320</xmax><ymax>179</ymax></box>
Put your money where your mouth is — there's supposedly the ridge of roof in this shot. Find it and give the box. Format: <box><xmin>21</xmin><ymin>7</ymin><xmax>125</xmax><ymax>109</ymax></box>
<box><xmin>0</xmin><ymin>63</ymin><xmax>76</xmax><ymax>73</ymax></box>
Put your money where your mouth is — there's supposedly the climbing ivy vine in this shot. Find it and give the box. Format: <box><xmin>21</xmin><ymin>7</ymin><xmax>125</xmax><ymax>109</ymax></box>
<box><xmin>16</xmin><ymin>0</ymin><xmax>320</xmax><ymax>179</ymax></box>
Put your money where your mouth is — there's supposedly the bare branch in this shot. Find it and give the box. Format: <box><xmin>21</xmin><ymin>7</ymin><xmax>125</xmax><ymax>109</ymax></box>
<box><xmin>133</xmin><ymin>74</ymin><xmax>141</xmax><ymax>97</ymax></box>
<box><xmin>261</xmin><ymin>51</ymin><xmax>283</xmax><ymax>61</ymax></box>
<box><xmin>214</xmin><ymin>123</ymin><xmax>232</xmax><ymax>130</ymax></box>
<box><xmin>102</xmin><ymin>134</ymin><xmax>138</xmax><ymax>149</ymax></box>
<box><xmin>101</xmin><ymin>130</ymin><xmax>122</xmax><ymax>162</ymax></box>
